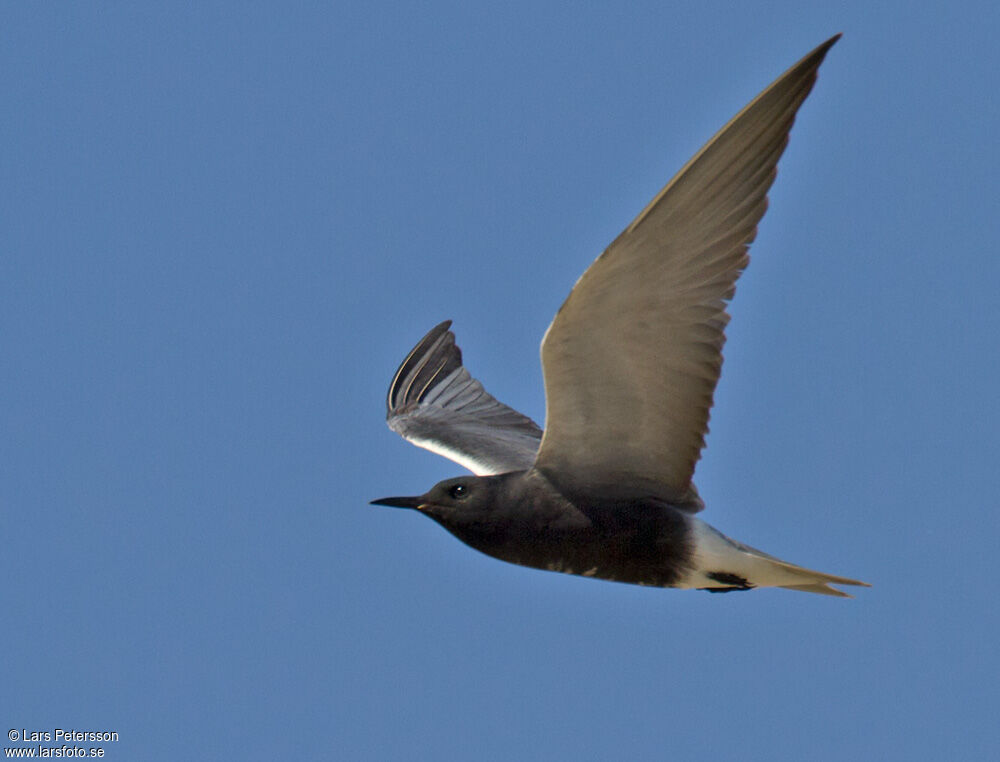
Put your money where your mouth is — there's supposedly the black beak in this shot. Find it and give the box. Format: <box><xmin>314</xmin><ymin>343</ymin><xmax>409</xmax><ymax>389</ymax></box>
<box><xmin>370</xmin><ymin>495</ymin><xmax>424</xmax><ymax>509</ymax></box>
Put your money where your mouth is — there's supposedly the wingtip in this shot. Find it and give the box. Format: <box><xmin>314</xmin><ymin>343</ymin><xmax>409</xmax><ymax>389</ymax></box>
<box><xmin>428</xmin><ymin>319</ymin><xmax>456</xmax><ymax>347</ymax></box>
<box><xmin>386</xmin><ymin>319</ymin><xmax>460</xmax><ymax>415</ymax></box>
<box><xmin>811</xmin><ymin>33</ymin><xmax>842</xmax><ymax>61</ymax></box>
<box><xmin>420</xmin><ymin>319</ymin><xmax>455</xmax><ymax>346</ymax></box>
<box><xmin>418</xmin><ymin>320</ymin><xmax>455</xmax><ymax>344</ymax></box>
<box><xmin>790</xmin><ymin>34</ymin><xmax>842</xmax><ymax>75</ymax></box>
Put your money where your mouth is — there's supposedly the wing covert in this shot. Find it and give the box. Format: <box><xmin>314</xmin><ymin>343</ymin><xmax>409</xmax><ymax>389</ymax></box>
<box><xmin>386</xmin><ymin>321</ymin><xmax>542</xmax><ymax>475</ymax></box>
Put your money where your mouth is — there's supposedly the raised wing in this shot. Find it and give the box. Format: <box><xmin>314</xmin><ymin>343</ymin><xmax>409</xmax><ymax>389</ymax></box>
<box><xmin>534</xmin><ymin>36</ymin><xmax>840</xmax><ymax>506</ymax></box>
<box><xmin>386</xmin><ymin>321</ymin><xmax>542</xmax><ymax>475</ymax></box>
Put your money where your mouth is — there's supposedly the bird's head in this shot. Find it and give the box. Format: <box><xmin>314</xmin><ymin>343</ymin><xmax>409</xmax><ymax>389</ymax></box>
<box><xmin>370</xmin><ymin>475</ymin><xmax>505</xmax><ymax>526</ymax></box>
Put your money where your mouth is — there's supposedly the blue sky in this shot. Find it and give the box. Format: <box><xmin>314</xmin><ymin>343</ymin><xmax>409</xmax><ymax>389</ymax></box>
<box><xmin>3</xmin><ymin>2</ymin><xmax>998</xmax><ymax>760</ymax></box>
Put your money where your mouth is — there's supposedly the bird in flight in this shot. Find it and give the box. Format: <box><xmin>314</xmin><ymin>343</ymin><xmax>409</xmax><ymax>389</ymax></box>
<box><xmin>372</xmin><ymin>35</ymin><xmax>869</xmax><ymax>597</ymax></box>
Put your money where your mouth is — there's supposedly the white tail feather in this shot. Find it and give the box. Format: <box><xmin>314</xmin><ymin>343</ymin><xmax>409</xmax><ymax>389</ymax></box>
<box><xmin>682</xmin><ymin>517</ymin><xmax>870</xmax><ymax>597</ymax></box>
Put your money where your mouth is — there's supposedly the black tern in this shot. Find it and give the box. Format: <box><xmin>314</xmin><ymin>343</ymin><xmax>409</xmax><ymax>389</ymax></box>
<box><xmin>373</xmin><ymin>35</ymin><xmax>869</xmax><ymax>597</ymax></box>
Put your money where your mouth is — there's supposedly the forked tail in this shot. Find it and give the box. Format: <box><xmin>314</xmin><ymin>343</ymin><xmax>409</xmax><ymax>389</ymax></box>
<box><xmin>686</xmin><ymin>518</ymin><xmax>871</xmax><ymax>597</ymax></box>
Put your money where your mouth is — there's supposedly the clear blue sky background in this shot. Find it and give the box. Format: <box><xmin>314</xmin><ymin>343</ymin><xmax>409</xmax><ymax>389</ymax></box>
<box><xmin>3</xmin><ymin>3</ymin><xmax>998</xmax><ymax>760</ymax></box>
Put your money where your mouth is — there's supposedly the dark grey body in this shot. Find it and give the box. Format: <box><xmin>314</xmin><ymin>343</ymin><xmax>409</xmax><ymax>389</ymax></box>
<box><xmin>412</xmin><ymin>470</ymin><xmax>695</xmax><ymax>588</ymax></box>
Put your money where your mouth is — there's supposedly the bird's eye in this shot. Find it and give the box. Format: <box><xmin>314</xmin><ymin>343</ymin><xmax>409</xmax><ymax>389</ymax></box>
<box><xmin>449</xmin><ymin>484</ymin><xmax>469</xmax><ymax>499</ymax></box>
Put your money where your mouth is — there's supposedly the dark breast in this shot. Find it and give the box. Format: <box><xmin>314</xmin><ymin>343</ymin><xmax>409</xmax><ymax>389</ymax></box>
<box><xmin>441</xmin><ymin>496</ymin><xmax>695</xmax><ymax>588</ymax></box>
